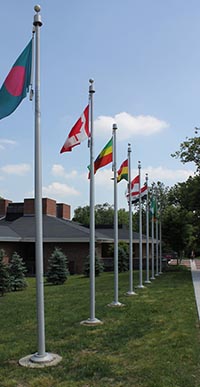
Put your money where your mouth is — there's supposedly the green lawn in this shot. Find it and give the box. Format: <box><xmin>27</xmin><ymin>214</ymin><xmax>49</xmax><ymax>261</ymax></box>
<box><xmin>0</xmin><ymin>268</ymin><xmax>200</xmax><ymax>387</ymax></box>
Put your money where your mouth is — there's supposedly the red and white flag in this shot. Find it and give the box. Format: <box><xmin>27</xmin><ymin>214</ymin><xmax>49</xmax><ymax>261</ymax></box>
<box><xmin>126</xmin><ymin>174</ymin><xmax>147</xmax><ymax>203</ymax></box>
<box><xmin>60</xmin><ymin>105</ymin><xmax>89</xmax><ymax>153</ymax></box>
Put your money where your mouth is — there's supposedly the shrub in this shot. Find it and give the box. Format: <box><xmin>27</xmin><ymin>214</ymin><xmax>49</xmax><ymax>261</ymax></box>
<box><xmin>9</xmin><ymin>252</ymin><xmax>27</xmax><ymax>291</ymax></box>
<box><xmin>108</xmin><ymin>242</ymin><xmax>129</xmax><ymax>272</ymax></box>
<box><xmin>83</xmin><ymin>255</ymin><xmax>104</xmax><ymax>277</ymax></box>
<box><xmin>46</xmin><ymin>247</ymin><xmax>69</xmax><ymax>285</ymax></box>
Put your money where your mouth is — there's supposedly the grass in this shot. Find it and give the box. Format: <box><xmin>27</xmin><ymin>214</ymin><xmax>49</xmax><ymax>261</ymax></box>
<box><xmin>0</xmin><ymin>267</ymin><xmax>200</xmax><ymax>387</ymax></box>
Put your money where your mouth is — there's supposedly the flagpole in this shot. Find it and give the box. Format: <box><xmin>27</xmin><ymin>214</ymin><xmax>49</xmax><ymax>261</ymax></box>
<box><xmin>81</xmin><ymin>79</ymin><xmax>102</xmax><ymax>325</ymax></box>
<box><xmin>20</xmin><ymin>5</ymin><xmax>61</xmax><ymax>367</ymax></box>
<box><xmin>155</xmin><ymin>193</ymin><xmax>159</xmax><ymax>277</ymax></box>
<box><xmin>127</xmin><ymin>144</ymin><xmax>137</xmax><ymax>296</ymax></box>
<box><xmin>108</xmin><ymin>124</ymin><xmax>123</xmax><ymax>307</ymax></box>
<box><xmin>138</xmin><ymin>161</ymin><xmax>145</xmax><ymax>289</ymax></box>
<box><xmin>150</xmin><ymin>194</ymin><xmax>156</xmax><ymax>280</ymax></box>
<box><xmin>159</xmin><ymin>203</ymin><xmax>163</xmax><ymax>274</ymax></box>
<box><xmin>145</xmin><ymin>173</ymin><xmax>151</xmax><ymax>284</ymax></box>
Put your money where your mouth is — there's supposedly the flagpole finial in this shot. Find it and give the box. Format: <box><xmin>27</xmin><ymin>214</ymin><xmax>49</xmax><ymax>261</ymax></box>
<box><xmin>113</xmin><ymin>123</ymin><xmax>117</xmax><ymax>131</ymax></box>
<box><xmin>138</xmin><ymin>160</ymin><xmax>141</xmax><ymax>169</ymax></box>
<box><xmin>89</xmin><ymin>79</ymin><xmax>95</xmax><ymax>94</ymax></box>
<box><xmin>33</xmin><ymin>4</ymin><xmax>42</xmax><ymax>26</ymax></box>
<box><xmin>128</xmin><ymin>143</ymin><xmax>131</xmax><ymax>153</ymax></box>
<box><xmin>34</xmin><ymin>4</ymin><xmax>41</xmax><ymax>12</ymax></box>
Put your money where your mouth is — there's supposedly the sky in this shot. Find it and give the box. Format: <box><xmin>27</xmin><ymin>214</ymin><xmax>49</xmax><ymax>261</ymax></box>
<box><xmin>0</xmin><ymin>0</ymin><xmax>199</xmax><ymax>217</ymax></box>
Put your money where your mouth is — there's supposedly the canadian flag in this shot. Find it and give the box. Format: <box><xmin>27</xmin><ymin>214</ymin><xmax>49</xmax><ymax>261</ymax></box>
<box><xmin>60</xmin><ymin>104</ymin><xmax>89</xmax><ymax>153</ymax></box>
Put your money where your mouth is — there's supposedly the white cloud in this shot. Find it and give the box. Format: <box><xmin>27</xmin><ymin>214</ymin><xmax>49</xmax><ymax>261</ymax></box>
<box><xmin>87</xmin><ymin>165</ymin><xmax>195</xmax><ymax>192</ymax></box>
<box><xmin>42</xmin><ymin>182</ymin><xmax>80</xmax><ymax>198</ymax></box>
<box><xmin>51</xmin><ymin>164</ymin><xmax>78</xmax><ymax>179</ymax></box>
<box><xmin>0</xmin><ymin>138</ymin><xmax>16</xmax><ymax>150</ymax></box>
<box><xmin>1</xmin><ymin>163</ymin><xmax>31</xmax><ymax>175</ymax></box>
<box><xmin>139</xmin><ymin>166</ymin><xmax>195</xmax><ymax>186</ymax></box>
<box><xmin>94</xmin><ymin>112</ymin><xmax>169</xmax><ymax>140</ymax></box>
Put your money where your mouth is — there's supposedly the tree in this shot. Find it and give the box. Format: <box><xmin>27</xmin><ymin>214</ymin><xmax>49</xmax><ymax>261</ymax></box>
<box><xmin>162</xmin><ymin>205</ymin><xmax>195</xmax><ymax>257</ymax></box>
<box><xmin>46</xmin><ymin>247</ymin><xmax>69</xmax><ymax>285</ymax></box>
<box><xmin>83</xmin><ymin>255</ymin><xmax>104</xmax><ymax>277</ymax></box>
<box><xmin>0</xmin><ymin>249</ymin><xmax>10</xmax><ymax>296</ymax></box>
<box><xmin>9</xmin><ymin>252</ymin><xmax>27</xmax><ymax>291</ymax></box>
<box><xmin>73</xmin><ymin>203</ymin><xmax>129</xmax><ymax>227</ymax></box>
<box><xmin>171</xmin><ymin>133</ymin><xmax>200</xmax><ymax>173</ymax></box>
<box><xmin>108</xmin><ymin>241</ymin><xmax>129</xmax><ymax>273</ymax></box>
<box><xmin>73</xmin><ymin>205</ymin><xmax>90</xmax><ymax>225</ymax></box>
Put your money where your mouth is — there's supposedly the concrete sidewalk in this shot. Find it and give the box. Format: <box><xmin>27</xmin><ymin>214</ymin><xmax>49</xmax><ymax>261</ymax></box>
<box><xmin>190</xmin><ymin>259</ymin><xmax>200</xmax><ymax>320</ymax></box>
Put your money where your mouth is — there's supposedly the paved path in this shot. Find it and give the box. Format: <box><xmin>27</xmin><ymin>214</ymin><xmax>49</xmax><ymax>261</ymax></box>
<box><xmin>170</xmin><ymin>259</ymin><xmax>200</xmax><ymax>320</ymax></box>
<box><xmin>190</xmin><ymin>260</ymin><xmax>200</xmax><ymax>320</ymax></box>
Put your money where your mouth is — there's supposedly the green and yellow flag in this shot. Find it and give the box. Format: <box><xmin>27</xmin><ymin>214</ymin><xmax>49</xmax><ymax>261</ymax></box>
<box><xmin>117</xmin><ymin>159</ymin><xmax>128</xmax><ymax>183</ymax></box>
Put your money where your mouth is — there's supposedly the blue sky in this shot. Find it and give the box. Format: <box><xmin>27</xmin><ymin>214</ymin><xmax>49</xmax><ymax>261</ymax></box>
<box><xmin>0</xmin><ymin>0</ymin><xmax>199</xmax><ymax>216</ymax></box>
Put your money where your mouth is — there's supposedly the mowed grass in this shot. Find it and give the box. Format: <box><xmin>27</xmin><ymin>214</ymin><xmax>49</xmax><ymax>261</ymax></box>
<box><xmin>0</xmin><ymin>267</ymin><xmax>200</xmax><ymax>387</ymax></box>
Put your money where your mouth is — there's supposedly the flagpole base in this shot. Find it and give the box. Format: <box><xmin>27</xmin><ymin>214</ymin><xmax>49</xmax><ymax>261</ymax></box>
<box><xmin>159</xmin><ymin>271</ymin><xmax>163</xmax><ymax>274</ymax></box>
<box><xmin>80</xmin><ymin>317</ymin><xmax>103</xmax><ymax>326</ymax></box>
<box><xmin>137</xmin><ymin>284</ymin><xmax>146</xmax><ymax>289</ymax></box>
<box><xmin>107</xmin><ymin>301</ymin><xmax>125</xmax><ymax>307</ymax></box>
<box><xmin>150</xmin><ymin>276</ymin><xmax>156</xmax><ymax>280</ymax></box>
<box><xmin>155</xmin><ymin>274</ymin><xmax>159</xmax><ymax>277</ymax></box>
<box><xmin>19</xmin><ymin>352</ymin><xmax>62</xmax><ymax>368</ymax></box>
<box><xmin>126</xmin><ymin>291</ymin><xmax>137</xmax><ymax>296</ymax></box>
<box><xmin>145</xmin><ymin>280</ymin><xmax>151</xmax><ymax>284</ymax></box>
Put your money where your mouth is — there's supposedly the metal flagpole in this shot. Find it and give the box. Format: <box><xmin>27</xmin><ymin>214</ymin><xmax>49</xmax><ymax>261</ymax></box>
<box><xmin>138</xmin><ymin>161</ymin><xmax>145</xmax><ymax>288</ymax></box>
<box><xmin>81</xmin><ymin>79</ymin><xmax>102</xmax><ymax>325</ymax></box>
<box><xmin>31</xmin><ymin>5</ymin><xmax>53</xmax><ymax>363</ymax></box>
<box><xmin>19</xmin><ymin>5</ymin><xmax>61</xmax><ymax>367</ymax></box>
<box><xmin>127</xmin><ymin>144</ymin><xmax>137</xmax><ymax>296</ymax></box>
<box><xmin>108</xmin><ymin>124</ymin><xmax>123</xmax><ymax>307</ymax></box>
<box><xmin>150</xmin><ymin>195</ymin><xmax>156</xmax><ymax>280</ymax></box>
<box><xmin>159</xmin><ymin>203</ymin><xmax>163</xmax><ymax>274</ymax></box>
<box><xmin>155</xmin><ymin>194</ymin><xmax>159</xmax><ymax>277</ymax></box>
<box><xmin>145</xmin><ymin>174</ymin><xmax>151</xmax><ymax>284</ymax></box>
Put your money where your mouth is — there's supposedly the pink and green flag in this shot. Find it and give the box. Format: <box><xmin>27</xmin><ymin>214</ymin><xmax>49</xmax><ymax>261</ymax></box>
<box><xmin>0</xmin><ymin>40</ymin><xmax>32</xmax><ymax>120</ymax></box>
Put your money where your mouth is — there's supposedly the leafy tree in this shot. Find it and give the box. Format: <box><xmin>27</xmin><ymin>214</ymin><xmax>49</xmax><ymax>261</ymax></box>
<box><xmin>162</xmin><ymin>205</ymin><xmax>195</xmax><ymax>257</ymax></box>
<box><xmin>46</xmin><ymin>247</ymin><xmax>69</xmax><ymax>285</ymax></box>
<box><xmin>9</xmin><ymin>252</ymin><xmax>27</xmax><ymax>291</ymax></box>
<box><xmin>95</xmin><ymin>203</ymin><xmax>114</xmax><ymax>225</ymax></box>
<box><xmin>0</xmin><ymin>249</ymin><xmax>10</xmax><ymax>296</ymax></box>
<box><xmin>73</xmin><ymin>203</ymin><xmax>129</xmax><ymax>227</ymax></box>
<box><xmin>73</xmin><ymin>205</ymin><xmax>90</xmax><ymax>225</ymax></box>
<box><xmin>83</xmin><ymin>255</ymin><xmax>104</xmax><ymax>277</ymax></box>
<box><xmin>171</xmin><ymin>132</ymin><xmax>200</xmax><ymax>172</ymax></box>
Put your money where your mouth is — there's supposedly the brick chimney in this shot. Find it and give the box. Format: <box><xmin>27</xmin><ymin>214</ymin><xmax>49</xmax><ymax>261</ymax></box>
<box><xmin>56</xmin><ymin>203</ymin><xmax>71</xmax><ymax>220</ymax></box>
<box><xmin>0</xmin><ymin>199</ymin><xmax>12</xmax><ymax>217</ymax></box>
<box><xmin>42</xmin><ymin>198</ymin><xmax>56</xmax><ymax>216</ymax></box>
<box><xmin>24</xmin><ymin>198</ymin><xmax>57</xmax><ymax>216</ymax></box>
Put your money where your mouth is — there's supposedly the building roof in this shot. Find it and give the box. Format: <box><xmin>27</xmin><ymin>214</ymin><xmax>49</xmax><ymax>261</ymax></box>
<box><xmin>95</xmin><ymin>224</ymin><xmax>148</xmax><ymax>242</ymax></box>
<box><xmin>0</xmin><ymin>198</ymin><xmax>150</xmax><ymax>244</ymax></box>
<box><xmin>0</xmin><ymin>215</ymin><xmax>113</xmax><ymax>243</ymax></box>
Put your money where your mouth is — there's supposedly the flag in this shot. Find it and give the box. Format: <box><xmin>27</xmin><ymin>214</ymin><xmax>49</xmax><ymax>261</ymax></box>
<box><xmin>150</xmin><ymin>197</ymin><xmax>157</xmax><ymax>221</ymax></box>
<box><xmin>91</xmin><ymin>137</ymin><xmax>113</xmax><ymax>175</ymax></box>
<box><xmin>126</xmin><ymin>175</ymin><xmax>147</xmax><ymax>203</ymax></box>
<box><xmin>60</xmin><ymin>105</ymin><xmax>89</xmax><ymax>153</ymax></box>
<box><xmin>117</xmin><ymin>159</ymin><xmax>128</xmax><ymax>183</ymax></box>
<box><xmin>0</xmin><ymin>40</ymin><xmax>32</xmax><ymax>120</ymax></box>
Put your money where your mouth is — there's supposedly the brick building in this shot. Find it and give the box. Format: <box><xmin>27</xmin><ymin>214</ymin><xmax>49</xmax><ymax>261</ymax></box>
<box><xmin>0</xmin><ymin>198</ymin><xmax>151</xmax><ymax>275</ymax></box>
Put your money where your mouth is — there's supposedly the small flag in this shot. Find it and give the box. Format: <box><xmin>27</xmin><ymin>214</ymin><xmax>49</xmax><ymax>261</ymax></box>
<box><xmin>126</xmin><ymin>175</ymin><xmax>147</xmax><ymax>203</ymax></box>
<box><xmin>90</xmin><ymin>137</ymin><xmax>113</xmax><ymax>176</ymax></box>
<box><xmin>117</xmin><ymin>159</ymin><xmax>128</xmax><ymax>183</ymax></box>
<box><xmin>150</xmin><ymin>197</ymin><xmax>157</xmax><ymax>221</ymax></box>
<box><xmin>60</xmin><ymin>105</ymin><xmax>89</xmax><ymax>153</ymax></box>
<box><xmin>0</xmin><ymin>40</ymin><xmax>32</xmax><ymax>120</ymax></box>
